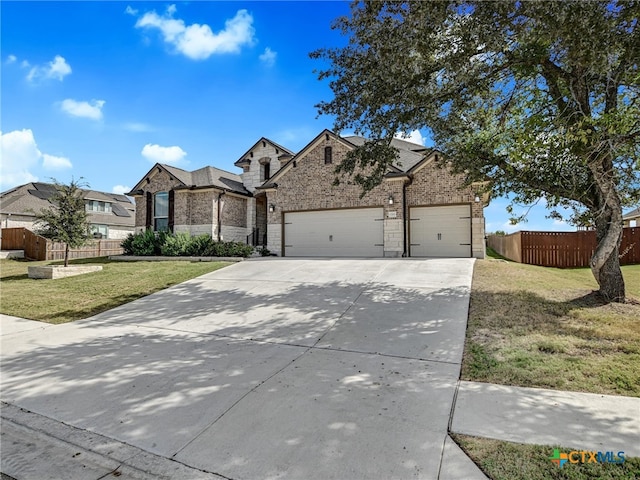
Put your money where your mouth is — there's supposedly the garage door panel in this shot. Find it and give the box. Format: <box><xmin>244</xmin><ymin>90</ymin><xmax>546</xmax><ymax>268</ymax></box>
<box><xmin>285</xmin><ymin>209</ymin><xmax>383</xmax><ymax>257</ymax></box>
<box><xmin>410</xmin><ymin>205</ymin><xmax>471</xmax><ymax>258</ymax></box>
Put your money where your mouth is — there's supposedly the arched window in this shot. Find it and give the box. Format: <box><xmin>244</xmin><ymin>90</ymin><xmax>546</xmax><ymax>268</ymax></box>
<box><xmin>154</xmin><ymin>191</ymin><xmax>169</xmax><ymax>231</ymax></box>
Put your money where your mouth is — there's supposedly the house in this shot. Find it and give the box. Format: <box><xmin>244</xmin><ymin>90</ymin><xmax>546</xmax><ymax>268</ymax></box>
<box><xmin>0</xmin><ymin>182</ymin><xmax>135</xmax><ymax>239</ymax></box>
<box><xmin>623</xmin><ymin>207</ymin><xmax>639</xmax><ymax>228</ymax></box>
<box><xmin>127</xmin><ymin>130</ymin><xmax>488</xmax><ymax>258</ymax></box>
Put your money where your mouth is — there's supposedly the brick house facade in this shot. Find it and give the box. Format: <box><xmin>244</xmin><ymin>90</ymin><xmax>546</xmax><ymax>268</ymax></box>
<box><xmin>127</xmin><ymin>130</ymin><xmax>487</xmax><ymax>257</ymax></box>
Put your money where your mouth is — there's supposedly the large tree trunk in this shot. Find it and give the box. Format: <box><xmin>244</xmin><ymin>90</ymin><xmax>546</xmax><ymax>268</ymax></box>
<box><xmin>588</xmin><ymin>149</ymin><xmax>626</xmax><ymax>303</ymax></box>
<box><xmin>590</xmin><ymin>205</ymin><xmax>625</xmax><ymax>303</ymax></box>
<box><xmin>64</xmin><ymin>243</ymin><xmax>70</xmax><ymax>268</ymax></box>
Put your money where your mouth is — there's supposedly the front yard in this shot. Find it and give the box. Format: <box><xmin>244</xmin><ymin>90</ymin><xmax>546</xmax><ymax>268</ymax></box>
<box><xmin>459</xmin><ymin>258</ymin><xmax>640</xmax><ymax>479</ymax></box>
<box><xmin>462</xmin><ymin>259</ymin><xmax>640</xmax><ymax>397</ymax></box>
<box><xmin>0</xmin><ymin>257</ymin><xmax>230</xmax><ymax>324</ymax></box>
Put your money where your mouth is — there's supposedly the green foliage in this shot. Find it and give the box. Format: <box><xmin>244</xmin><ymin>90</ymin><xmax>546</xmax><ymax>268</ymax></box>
<box><xmin>121</xmin><ymin>230</ymin><xmax>165</xmax><ymax>256</ymax></box>
<box><xmin>258</xmin><ymin>246</ymin><xmax>271</xmax><ymax>257</ymax></box>
<box><xmin>313</xmin><ymin>1</ymin><xmax>639</xmax><ymax>216</ymax></box>
<box><xmin>121</xmin><ymin>231</ymin><xmax>254</xmax><ymax>258</ymax></box>
<box><xmin>33</xmin><ymin>178</ymin><xmax>92</xmax><ymax>266</ymax></box>
<box><xmin>313</xmin><ymin>0</ymin><xmax>639</xmax><ymax>300</ymax></box>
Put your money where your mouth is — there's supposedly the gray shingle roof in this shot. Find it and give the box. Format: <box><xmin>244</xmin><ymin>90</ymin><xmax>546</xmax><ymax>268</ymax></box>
<box><xmin>0</xmin><ymin>182</ymin><xmax>135</xmax><ymax>227</ymax></box>
<box><xmin>342</xmin><ymin>136</ymin><xmax>427</xmax><ymax>172</ymax></box>
<box><xmin>161</xmin><ymin>164</ymin><xmax>249</xmax><ymax>195</ymax></box>
<box><xmin>623</xmin><ymin>207</ymin><xmax>640</xmax><ymax>220</ymax></box>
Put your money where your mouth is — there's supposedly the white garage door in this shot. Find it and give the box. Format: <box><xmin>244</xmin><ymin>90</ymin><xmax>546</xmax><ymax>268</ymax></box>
<box><xmin>410</xmin><ymin>205</ymin><xmax>471</xmax><ymax>257</ymax></box>
<box><xmin>284</xmin><ymin>208</ymin><xmax>384</xmax><ymax>257</ymax></box>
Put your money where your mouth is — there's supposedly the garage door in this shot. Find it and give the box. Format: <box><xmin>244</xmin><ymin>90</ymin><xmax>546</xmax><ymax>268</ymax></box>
<box><xmin>410</xmin><ymin>205</ymin><xmax>471</xmax><ymax>257</ymax></box>
<box><xmin>284</xmin><ymin>208</ymin><xmax>384</xmax><ymax>257</ymax></box>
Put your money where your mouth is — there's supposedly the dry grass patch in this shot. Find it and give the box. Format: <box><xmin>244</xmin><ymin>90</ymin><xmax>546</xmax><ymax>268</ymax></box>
<box><xmin>0</xmin><ymin>257</ymin><xmax>230</xmax><ymax>324</ymax></box>
<box><xmin>452</xmin><ymin>434</ymin><xmax>640</xmax><ymax>480</ymax></box>
<box><xmin>463</xmin><ymin>260</ymin><xmax>640</xmax><ymax>396</ymax></box>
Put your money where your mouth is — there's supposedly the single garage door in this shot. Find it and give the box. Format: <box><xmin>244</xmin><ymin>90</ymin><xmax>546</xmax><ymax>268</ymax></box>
<box><xmin>284</xmin><ymin>208</ymin><xmax>384</xmax><ymax>257</ymax></box>
<box><xmin>410</xmin><ymin>205</ymin><xmax>471</xmax><ymax>257</ymax></box>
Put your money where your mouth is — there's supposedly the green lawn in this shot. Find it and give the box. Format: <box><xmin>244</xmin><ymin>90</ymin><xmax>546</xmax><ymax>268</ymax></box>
<box><xmin>463</xmin><ymin>260</ymin><xmax>640</xmax><ymax>397</ymax></box>
<box><xmin>453</xmin><ymin>434</ymin><xmax>640</xmax><ymax>480</ymax></box>
<box><xmin>0</xmin><ymin>257</ymin><xmax>230</xmax><ymax>323</ymax></box>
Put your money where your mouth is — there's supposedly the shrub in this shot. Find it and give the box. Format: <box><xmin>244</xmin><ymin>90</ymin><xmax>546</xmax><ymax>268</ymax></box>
<box><xmin>160</xmin><ymin>232</ymin><xmax>192</xmax><ymax>256</ymax></box>
<box><xmin>121</xmin><ymin>231</ymin><xmax>253</xmax><ymax>257</ymax></box>
<box><xmin>121</xmin><ymin>230</ymin><xmax>165</xmax><ymax>256</ymax></box>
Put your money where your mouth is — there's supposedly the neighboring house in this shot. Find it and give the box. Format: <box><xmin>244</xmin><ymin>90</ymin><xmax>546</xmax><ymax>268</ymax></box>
<box><xmin>127</xmin><ymin>129</ymin><xmax>488</xmax><ymax>258</ymax></box>
<box><xmin>0</xmin><ymin>182</ymin><xmax>135</xmax><ymax>239</ymax></box>
<box><xmin>623</xmin><ymin>207</ymin><xmax>640</xmax><ymax>227</ymax></box>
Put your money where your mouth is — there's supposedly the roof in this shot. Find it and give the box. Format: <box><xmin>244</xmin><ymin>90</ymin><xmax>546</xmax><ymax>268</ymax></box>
<box><xmin>128</xmin><ymin>164</ymin><xmax>249</xmax><ymax>196</ymax></box>
<box><xmin>0</xmin><ymin>182</ymin><xmax>135</xmax><ymax>227</ymax></box>
<box><xmin>342</xmin><ymin>136</ymin><xmax>427</xmax><ymax>172</ymax></box>
<box><xmin>623</xmin><ymin>207</ymin><xmax>640</xmax><ymax>220</ymax></box>
<box><xmin>233</xmin><ymin>137</ymin><xmax>295</xmax><ymax>167</ymax></box>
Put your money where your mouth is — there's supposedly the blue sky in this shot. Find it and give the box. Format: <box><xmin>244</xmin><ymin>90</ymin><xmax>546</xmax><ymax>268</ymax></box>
<box><xmin>2</xmin><ymin>1</ymin><xmax>580</xmax><ymax>233</ymax></box>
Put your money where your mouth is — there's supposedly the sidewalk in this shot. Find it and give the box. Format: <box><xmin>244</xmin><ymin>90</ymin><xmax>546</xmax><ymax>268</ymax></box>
<box><xmin>450</xmin><ymin>380</ymin><xmax>640</xmax><ymax>457</ymax></box>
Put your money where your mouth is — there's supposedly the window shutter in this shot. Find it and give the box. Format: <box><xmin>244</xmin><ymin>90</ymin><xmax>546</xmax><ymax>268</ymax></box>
<box><xmin>145</xmin><ymin>191</ymin><xmax>152</xmax><ymax>230</ymax></box>
<box><xmin>168</xmin><ymin>190</ymin><xmax>175</xmax><ymax>232</ymax></box>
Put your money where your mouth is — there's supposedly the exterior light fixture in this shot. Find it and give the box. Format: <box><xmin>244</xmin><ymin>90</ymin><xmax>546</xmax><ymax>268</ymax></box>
<box><xmin>388</xmin><ymin>195</ymin><xmax>394</xmax><ymax>205</ymax></box>
<box><xmin>269</xmin><ymin>204</ymin><xmax>275</xmax><ymax>213</ymax></box>
<box><xmin>474</xmin><ymin>195</ymin><xmax>481</xmax><ymax>203</ymax></box>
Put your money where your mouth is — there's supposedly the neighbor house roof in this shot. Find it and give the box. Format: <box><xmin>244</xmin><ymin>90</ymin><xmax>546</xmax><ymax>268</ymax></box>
<box><xmin>623</xmin><ymin>207</ymin><xmax>640</xmax><ymax>220</ymax></box>
<box><xmin>0</xmin><ymin>182</ymin><xmax>135</xmax><ymax>227</ymax></box>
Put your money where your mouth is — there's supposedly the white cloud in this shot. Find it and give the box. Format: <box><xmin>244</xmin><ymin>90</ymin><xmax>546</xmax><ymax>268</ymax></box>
<box><xmin>141</xmin><ymin>143</ymin><xmax>187</xmax><ymax>164</ymax></box>
<box><xmin>125</xmin><ymin>5</ymin><xmax>138</xmax><ymax>16</ymax></box>
<box><xmin>134</xmin><ymin>6</ymin><xmax>255</xmax><ymax>60</ymax></box>
<box><xmin>394</xmin><ymin>130</ymin><xmax>426</xmax><ymax>146</ymax></box>
<box><xmin>20</xmin><ymin>60</ymin><xmax>30</xmax><ymax>68</ymax></box>
<box><xmin>26</xmin><ymin>55</ymin><xmax>72</xmax><ymax>82</ymax></box>
<box><xmin>60</xmin><ymin>99</ymin><xmax>105</xmax><ymax>121</ymax></box>
<box><xmin>42</xmin><ymin>153</ymin><xmax>72</xmax><ymax>170</ymax></box>
<box><xmin>6</xmin><ymin>54</ymin><xmax>17</xmax><ymax>64</ymax></box>
<box><xmin>0</xmin><ymin>129</ymin><xmax>72</xmax><ymax>189</ymax></box>
<box><xmin>112</xmin><ymin>185</ymin><xmax>131</xmax><ymax>195</ymax></box>
<box><xmin>259</xmin><ymin>47</ymin><xmax>277</xmax><ymax>67</ymax></box>
<box><xmin>123</xmin><ymin>122</ymin><xmax>153</xmax><ymax>132</ymax></box>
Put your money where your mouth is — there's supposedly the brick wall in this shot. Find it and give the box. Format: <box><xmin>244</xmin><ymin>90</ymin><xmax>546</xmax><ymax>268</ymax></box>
<box><xmin>407</xmin><ymin>159</ymin><xmax>485</xmax><ymax>258</ymax></box>
<box><xmin>134</xmin><ymin>168</ymin><xmax>185</xmax><ymax>228</ymax></box>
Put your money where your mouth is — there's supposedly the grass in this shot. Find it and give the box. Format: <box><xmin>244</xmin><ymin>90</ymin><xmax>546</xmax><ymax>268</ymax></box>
<box><xmin>0</xmin><ymin>257</ymin><xmax>230</xmax><ymax>323</ymax></box>
<box><xmin>452</xmin><ymin>434</ymin><xmax>640</xmax><ymax>480</ymax></box>
<box><xmin>463</xmin><ymin>259</ymin><xmax>640</xmax><ymax>397</ymax></box>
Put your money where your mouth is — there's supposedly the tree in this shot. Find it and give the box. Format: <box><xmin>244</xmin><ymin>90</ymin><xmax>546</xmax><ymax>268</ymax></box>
<box><xmin>34</xmin><ymin>179</ymin><xmax>92</xmax><ymax>267</ymax></box>
<box><xmin>312</xmin><ymin>0</ymin><xmax>640</xmax><ymax>302</ymax></box>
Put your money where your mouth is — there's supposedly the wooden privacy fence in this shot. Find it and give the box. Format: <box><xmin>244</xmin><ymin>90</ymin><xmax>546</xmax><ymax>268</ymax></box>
<box><xmin>0</xmin><ymin>227</ymin><xmax>123</xmax><ymax>261</ymax></box>
<box><xmin>487</xmin><ymin>227</ymin><xmax>640</xmax><ymax>268</ymax></box>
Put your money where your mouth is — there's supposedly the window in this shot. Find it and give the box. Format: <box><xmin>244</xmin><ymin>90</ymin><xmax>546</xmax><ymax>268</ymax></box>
<box><xmin>263</xmin><ymin>162</ymin><xmax>271</xmax><ymax>181</ymax></box>
<box><xmin>324</xmin><ymin>146</ymin><xmax>332</xmax><ymax>164</ymax></box>
<box><xmin>154</xmin><ymin>192</ymin><xmax>169</xmax><ymax>231</ymax></box>
<box><xmin>91</xmin><ymin>224</ymin><xmax>109</xmax><ymax>239</ymax></box>
<box><xmin>86</xmin><ymin>200</ymin><xmax>112</xmax><ymax>213</ymax></box>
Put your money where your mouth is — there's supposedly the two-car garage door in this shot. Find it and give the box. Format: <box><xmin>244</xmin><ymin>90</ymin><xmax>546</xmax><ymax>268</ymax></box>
<box><xmin>409</xmin><ymin>205</ymin><xmax>471</xmax><ymax>257</ymax></box>
<box><xmin>284</xmin><ymin>208</ymin><xmax>384</xmax><ymax>257</ymax></box>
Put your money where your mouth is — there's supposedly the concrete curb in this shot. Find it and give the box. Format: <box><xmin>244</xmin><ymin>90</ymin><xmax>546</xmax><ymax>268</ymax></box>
<box><xmin>1</xmin><ymin>402</ymin><xmax>225</xmax><ymax>480</ymax></box>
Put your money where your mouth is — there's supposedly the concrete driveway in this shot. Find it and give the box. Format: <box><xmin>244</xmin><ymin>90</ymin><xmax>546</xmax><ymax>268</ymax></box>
<box><xmin>1</xmin><ymin>258</ymin><xmax>479</xmax><ymax>479</ymax></box>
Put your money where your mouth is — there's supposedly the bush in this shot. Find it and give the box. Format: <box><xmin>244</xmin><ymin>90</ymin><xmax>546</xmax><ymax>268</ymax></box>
<box><xmin>160</xmin><ymin>232</ymin><xmax>192</xmax><ymax>256</ymax></box>
<box><xmin>121</xmin><ymin>231</ymin><xmax>253</xmax><ymax>257</ymax></box>
<box><xmin>121</xmin><ymin>230</ymin><xmax>165</xmax><ymax>256</ymax></box>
